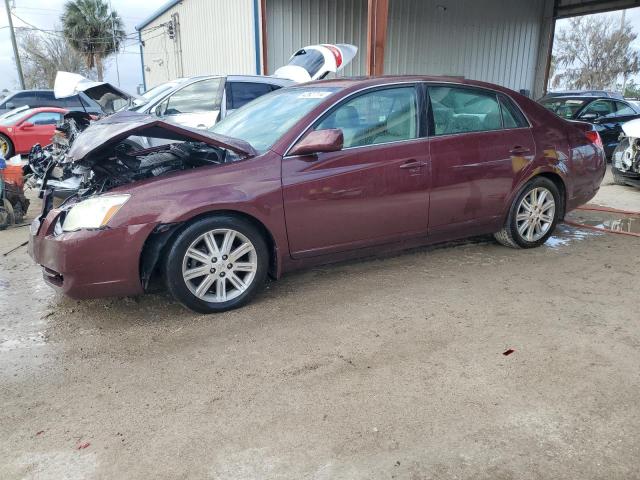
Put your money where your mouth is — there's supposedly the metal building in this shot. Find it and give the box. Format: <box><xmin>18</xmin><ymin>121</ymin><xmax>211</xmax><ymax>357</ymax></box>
<box><xmin>136</xmin><ymin>0</ymin><xmax>640</xmax><ymax>97</ymax></box>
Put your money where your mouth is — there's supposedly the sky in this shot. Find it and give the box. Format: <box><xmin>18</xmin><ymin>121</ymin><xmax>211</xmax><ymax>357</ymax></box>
<box><xmin>553</xmin><ymin>7</ymin><xmax>640</xmax><ymax>88</ymax></box>
<box><xmin>0</xmin><ymin>0</ymin><xmax>167</xmax><ymax>94</ymax></box>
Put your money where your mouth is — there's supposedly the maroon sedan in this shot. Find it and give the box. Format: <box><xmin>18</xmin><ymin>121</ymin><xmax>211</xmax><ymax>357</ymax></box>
<box><xmin>29</xmin><ymin>76</ymin><xmax>605</xmax><ymax>313</ymax></box>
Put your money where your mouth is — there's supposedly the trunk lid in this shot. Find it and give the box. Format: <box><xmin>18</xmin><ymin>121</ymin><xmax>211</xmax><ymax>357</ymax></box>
<box><xmin>273</xmin><ymin>43</ymin><xmax>358</xmax><ymax>83</ymax></box>
<box><xmin>54</xmin><ymin>71</ymin><xmax>137</xmax><ymax>114</ymax></box>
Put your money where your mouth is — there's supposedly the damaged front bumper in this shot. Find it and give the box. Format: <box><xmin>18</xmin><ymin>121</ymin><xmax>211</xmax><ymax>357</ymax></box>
<box><xmin>28</xmin><ymin>203</ymin><xmax>156</xmax><ymax>299</ymax></box>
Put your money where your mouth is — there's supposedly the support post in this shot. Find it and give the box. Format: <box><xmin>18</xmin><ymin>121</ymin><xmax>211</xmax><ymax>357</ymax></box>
<box><xmin>260</xmin><ymin>0</ymin><xmax>268</xmax><ymax>75</ymax></box>
<box><xmin>366</xmin><ymin>0</ymin><xmax>388</xmax><ymax>76</ymax></box>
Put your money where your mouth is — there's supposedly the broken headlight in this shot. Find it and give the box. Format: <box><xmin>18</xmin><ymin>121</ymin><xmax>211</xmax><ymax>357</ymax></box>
<box><xmin>61</xmin><ymin>194</ymin><xmax>130</xmax><ymax>232</ymax></box>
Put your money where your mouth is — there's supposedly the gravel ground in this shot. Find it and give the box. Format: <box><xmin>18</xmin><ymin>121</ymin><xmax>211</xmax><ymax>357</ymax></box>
<box><xmin>1</xmin><ymin>168</ymin><xmax>639</xmax><ymax>479</ymax></box>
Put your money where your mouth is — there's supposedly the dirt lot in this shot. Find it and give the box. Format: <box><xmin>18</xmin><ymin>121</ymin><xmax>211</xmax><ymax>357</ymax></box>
<box><xmin>1</xmin><ymin>169</ymin><xmax>639</xmax><ymax>479</ymax></box>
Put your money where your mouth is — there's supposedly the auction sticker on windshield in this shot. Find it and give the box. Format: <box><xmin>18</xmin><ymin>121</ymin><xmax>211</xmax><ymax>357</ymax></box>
<box><xmin>297</xmin><ymin>91</ymin><xmax>333</xmax><ymax>99</ymax></box>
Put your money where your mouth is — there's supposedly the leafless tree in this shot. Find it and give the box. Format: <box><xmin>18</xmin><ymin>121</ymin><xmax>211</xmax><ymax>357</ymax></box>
<box><xmin>551</xmin><ymin>15</ymin><xmax>639</xmax><ymax>90</ymax></box>
<box><xmin>17</xmin><ymin>30</ymin><xmax>94</xmax><ymax>89</ymax></box>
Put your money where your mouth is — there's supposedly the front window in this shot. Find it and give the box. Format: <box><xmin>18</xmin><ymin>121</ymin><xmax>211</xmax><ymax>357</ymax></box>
<box><xmin>210</xmin><ymin>87</ymin><xmax>340</xmax><ymax>153</ymax></box>
<box><xmin>156</xmin><ymin>78</ymin><xmax>224</xmax><ymax>116</ymax></box>
<box><xmin>540</xmin><ymin>98</ymin><xmax>588</xmax><ymax>119</ymax></box>
<box><xmin>579</xmin><ymin>100</ymin><xmax>615</xmax><ymax>119</ymax></box>
<box><xmin>315</xmin><ymin>86</ymin><xmax>419</xmax><ymax>148</ymax></box>
<box><xmin>28</xmin><ymin>112</ymin><xmax>63</xmax><ymax>125</ymax></box>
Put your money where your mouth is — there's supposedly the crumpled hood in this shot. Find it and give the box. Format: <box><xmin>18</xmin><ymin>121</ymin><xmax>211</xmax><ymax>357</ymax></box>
<box><xmin>64</xmin><ymin>111</ymin><xmax>257</xmax><ymax>163</ymax></box>
<box><xmin>54</xmin><ymin>71</ymin><xmax>137</xmax><ymax>114</ymax></box>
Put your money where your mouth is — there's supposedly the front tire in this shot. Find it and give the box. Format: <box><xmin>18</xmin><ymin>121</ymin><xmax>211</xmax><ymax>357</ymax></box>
<box><xmin>0</xmin><ymin>134</ymin><xmax>14</xmax><ymax>158</ymax></box>
<box><xmin>494</xmin><ymin>177</ymin><xmax>561</xmax><ymax>249</ymax></box>
<box><xmin>164</xmin><ymin>215</ymin><xmax>269</xmax><ymax>313</ymax></box>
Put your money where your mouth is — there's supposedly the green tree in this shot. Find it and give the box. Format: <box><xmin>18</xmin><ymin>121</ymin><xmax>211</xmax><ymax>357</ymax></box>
<box><xmin>61</xmin><ymin>0</ymin><xmax>125</xmax><ymax>81</ymax></box>
<box><xmin>624</xmin><ymin>79</ymin><xmax>640</xmax><ymax>99</ymax></box>
<box><xmin>551</xmin><ymin>15</ymin><xmax>639</xmax><ymax>90</ymax></box>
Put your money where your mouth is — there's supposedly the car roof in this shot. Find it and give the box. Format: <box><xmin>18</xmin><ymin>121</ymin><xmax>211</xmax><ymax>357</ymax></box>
<box><xmin>27</xmin><ymin>107</ymin><xmax>68</xmax><ymax>113</ymax></box>
<box><xmin>540</xmin><ymin>95</ymin><xmax>622</xmax><ymax>102</ymax></box>
<box><xmin>300</xmin><ymin>75</ymin><xmax>519</xmax><ymax>94</ymax></box>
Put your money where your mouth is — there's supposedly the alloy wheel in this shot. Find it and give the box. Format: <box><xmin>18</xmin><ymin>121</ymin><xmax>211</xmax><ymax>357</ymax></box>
<box><xmin>0</xmin><ymin>137</ymin><xmax>9</xmax><ymax>156</ymax></box>
<box><xmin>515</xmin><ymin>187</ymin><xmax>555</xmax><ymax>242</ymax></box>
<box><xmin>181</xmin><ymin>228</ymin><xmax>258</xmax><ymax>303</ymax></box>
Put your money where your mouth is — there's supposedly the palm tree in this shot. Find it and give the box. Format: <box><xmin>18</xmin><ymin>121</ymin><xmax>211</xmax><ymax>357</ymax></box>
<box><xmin>61</xmin><ymin>0</ymin><xmax>125</xmax><ymax>81</ymax></box>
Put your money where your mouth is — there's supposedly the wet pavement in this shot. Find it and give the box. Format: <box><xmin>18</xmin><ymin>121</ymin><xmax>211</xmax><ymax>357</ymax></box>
<box><xmin>566</xmin><ymin>208</ymin><xmax>640</xmax><ymax>235</ymax></box>
<box><xmin>1</xmin><ymin>176</ymin><xmax>639</xmax><ymax>479</ymax></box>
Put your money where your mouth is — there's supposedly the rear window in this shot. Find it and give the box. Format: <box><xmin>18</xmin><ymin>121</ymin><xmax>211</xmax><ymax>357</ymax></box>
<box><xmin>288</xmin><ymin>49</ymin><xmax>325</xmax><ymax>78</ymax></box>
<box><xmin>226</xmin><ymin>82</ymin><xmax>275</xmax><ymax>110</ymax></box>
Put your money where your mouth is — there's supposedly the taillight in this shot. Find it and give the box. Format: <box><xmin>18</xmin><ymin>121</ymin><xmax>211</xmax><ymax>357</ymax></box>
<box><xmin>585</xmin><ymin>130</ymin><xmax>603</xmax><ymax>150</ymax></box>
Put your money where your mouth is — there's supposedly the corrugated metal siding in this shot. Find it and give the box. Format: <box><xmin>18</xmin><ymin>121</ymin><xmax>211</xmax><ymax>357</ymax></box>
<box><xmin>265</xmin><ymin>0</ymin><xmax>367</xmax><ymax>76</ymax></box>
<box><xmin>140</xmin><ymin>0</ymin><xmax>256</xmax><ymax>88</ymax></box>
<box><xmin>384</xmin><ymin>0</ymin><xmax>546</xmax><ymax>92</ymax></box>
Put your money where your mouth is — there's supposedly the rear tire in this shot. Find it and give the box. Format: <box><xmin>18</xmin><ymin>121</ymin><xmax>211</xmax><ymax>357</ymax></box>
<box><xmin>0</xmin><ymin>134</ymin><xmax>14</xmax><ymax>158</ymax></box>
<box><xmin>494</xmin><ymin>177</ymin><xmax>561</xmax><ymax>249</ymax></box>
<box><xmin>164</xmin><ymin>215</ymin><xmax>269</xmax><ymax>313</ymax></box>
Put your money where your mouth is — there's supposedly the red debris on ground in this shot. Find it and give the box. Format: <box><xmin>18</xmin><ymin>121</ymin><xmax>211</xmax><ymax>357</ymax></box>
<box><xmin>77</xmin><ymin>442</ymin><xmax>91</xmax><ymax>450</ymax></box>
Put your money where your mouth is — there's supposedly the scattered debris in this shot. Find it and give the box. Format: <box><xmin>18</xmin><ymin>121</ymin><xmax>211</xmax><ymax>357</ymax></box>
<box><xmin>35</xmin><ymin>430</ymin><xmax>45</xmax><ymax>436</ymax></box>
<box><xmin>3</xmin><ymin>241</ymin><xmax>28</xmax><ymax>257</ymax></box>
<box><xmin>503</xmin><ymin>349</ymin><xmax>515</xmax><ymax>356</ymax></box>
<box><xmin>76</xmin><ymin>442</ymin><xmax>90</xmax><ymax>450</ymax></box>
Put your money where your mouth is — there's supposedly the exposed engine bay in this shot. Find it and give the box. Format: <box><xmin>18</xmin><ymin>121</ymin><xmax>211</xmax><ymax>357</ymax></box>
<box><xmin>613</xmin><ymin>136</ymin><xmax>640</xmax><ymax>174</ymax></box>
<box><xmin>76</xmin><ymin>141</ymin><xmax>227</xmax><ymax>195</ymax></box>
<box><xmin>34</xmin><ymin>111</ymin><xmax>256</xmax><ymax>217</ymax></box>
<box><xmin>612</xmin><ymin>118</ymin><xmax>640</xmax><ymax>188</ymax></box>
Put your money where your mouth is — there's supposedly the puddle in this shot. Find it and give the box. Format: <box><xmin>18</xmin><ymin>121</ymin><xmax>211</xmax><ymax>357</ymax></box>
<box><xmin>544</xmin><ymin>223</ymin><xmax>604</xmax><ymax>249</ymax></box>
<box><xmin>566</xmin><ymin>209</ymin><xmax>640</xmax><ymax>235</ymax></box>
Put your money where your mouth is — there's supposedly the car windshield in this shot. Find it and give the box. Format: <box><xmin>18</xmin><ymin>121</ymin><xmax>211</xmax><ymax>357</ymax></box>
<box><xmin>210</xmin><ymin>87</ymin><xmax>340</xmax><ymax>153</ymax></box>
<box><xmin>0</xmin><ymin>108</ymin><xmax>33</xmax><ymax>126</ymax></box>
<box><xmin>131</xmin><ymin>82</ymin><xmax>179</xmax><ymax>108</ymax></box>
<box><xmin>540</xmin><ymin>98</ymin><xmax>588</xmax><ymax>119</ymax></box>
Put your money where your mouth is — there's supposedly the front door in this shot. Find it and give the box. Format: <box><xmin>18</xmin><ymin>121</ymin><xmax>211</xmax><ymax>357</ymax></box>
<box><xmin>427</xmin><ymin>85</ymin><xmax>535</xmax><ymax>232</ymax></box>
<box><xmin>14</xmin><ymin>111</ymin><xmax>62</xmax><ymax>153</ymax></box>
<box><xmin>282</xmin><ymin>85</ymin><xmax>430</xmax><ymax>258</ymax></box>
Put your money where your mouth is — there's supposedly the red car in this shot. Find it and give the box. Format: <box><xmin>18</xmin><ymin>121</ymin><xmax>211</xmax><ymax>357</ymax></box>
<box><xmin>29</xmin><ymin>76</ymin><xmax>605</xmax><ymax>313</ymax></box>
<box><xmin>0</xmin><ymin>107</ymin><xmax>67</xmax><ymax>157</ymax></box>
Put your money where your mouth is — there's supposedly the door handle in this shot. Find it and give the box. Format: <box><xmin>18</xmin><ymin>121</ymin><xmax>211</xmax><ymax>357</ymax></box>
<box><xmin>399</xmin><ymin>159</ymin><xmax>427</xmax><ymax>169</ymax></box>
<box><xmin>509</xmin><ymin>146</ymin><xmax>531</xmax><ymax>155</ymax></box>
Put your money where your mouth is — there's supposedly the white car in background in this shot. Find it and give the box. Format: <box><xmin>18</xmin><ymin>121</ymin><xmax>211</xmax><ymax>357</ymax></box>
<box><xmin>56</xmin><ymin>43</ymin><xmax>358</xmax><ymax>131</ymax></box>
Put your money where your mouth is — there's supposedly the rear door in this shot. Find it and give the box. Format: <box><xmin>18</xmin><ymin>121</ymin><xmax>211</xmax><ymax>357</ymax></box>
<box><xmin>282</xmin><ymin>84</ymin><xmax>430</xmax><ymax>257</ymax></box>
<box><xmin>427</xmin><ymin>85</ymin><xmax>535</xmax><ymax>234</ymax></box>
<box><xmin>224</xmin><ymin>81</ymin><xmax>277</xmax><ymax>117</ymax></box>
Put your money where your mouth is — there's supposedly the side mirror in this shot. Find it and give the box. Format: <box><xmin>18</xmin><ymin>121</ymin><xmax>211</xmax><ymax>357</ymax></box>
<box><xmin>5</xmin><ymin>102</ymin><xmax>14</xmax><ymax>109</ymax></box>
<box><xmin>289</xmin><ymin>129</ymin><xmax>344</xmax><ymax>156</ymax></box>
<box><xmin>20</xmin><ymin>121</ymin><xmax>34</xmax><ymax>129</ymax></box>
<box><xmin>154</xmin><ymin>104</ymin><xmax>164</xmax><ymax>117</ymax></box>
<box><xmin>580</xmin><ymin>113</ymin><xmax>599</xmax><ymax>121</ymax></box>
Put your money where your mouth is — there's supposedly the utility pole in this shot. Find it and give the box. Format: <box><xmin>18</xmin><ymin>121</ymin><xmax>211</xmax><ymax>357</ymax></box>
<box><xmin>4</xmin><ymin>0</ymin><xmax>25</xmax><ymax>89</ymax></box>
<box><xmin>108</xmin><ymin>0</ymin><xmax>120</xmax><ymax>86</ymax></box>
<box><xmin>620</xmin><ymin>10</ymin><xmax>627</xmax><ymax>94</ymax></box>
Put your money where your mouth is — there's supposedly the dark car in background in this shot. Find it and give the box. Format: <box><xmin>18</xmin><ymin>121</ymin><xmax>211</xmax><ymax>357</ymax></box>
<box><xmin>0</xmin><ymin>90</ymin><xmax>102</xmax><ymax>116</ymax></box>
<box><xmin>539</xmin><ymin>95</ymin><xmax>640</xmax><ymax>158</ymax></box>
<box><xmin>29</xmin><ymin>76</ymin><xmax>605</xmax><ymax>313</ymax></box>
<box><xmin>540</xmin><ymin>90</ymin><xmax>624</xmax><ymax>100</ymax></box>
